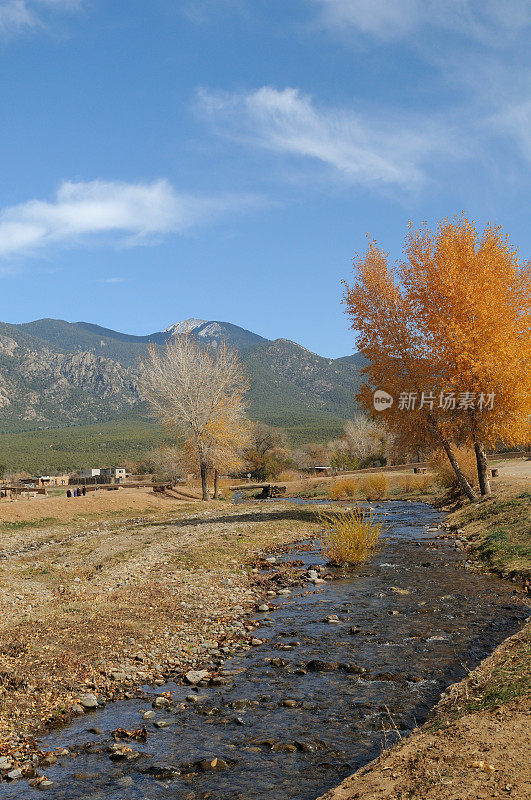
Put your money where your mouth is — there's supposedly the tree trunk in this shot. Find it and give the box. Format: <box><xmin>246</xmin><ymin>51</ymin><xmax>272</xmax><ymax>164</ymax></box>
<box><xmin>213</xmin><ymin>470</ymin><xmax>219</xmax><ymax>499</ymax></box>
<box><xmin>200</xmin><ymin>462</ymin><xmax>209</xmax><ymax>501</ymax></box>
<box><xmin>439</xmin><ymin>434</ymin><xmax>477</xmax><ymax>502</ymax></box>
<box><xmin>426</xmin><ymin>413</ymin><xmax>477</xmax><ymax>502</ymax></box>
<box><xmin>474</xmin><ymin>441</ymin><xmax>491</xmax><ymax>497</ymax></box>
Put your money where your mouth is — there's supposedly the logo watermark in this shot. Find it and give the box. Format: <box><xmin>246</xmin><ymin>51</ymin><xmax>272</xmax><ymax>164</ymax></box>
<box><xmin>373</xmin><ymin>390</ymin><xmax>394</xmax><ymax>411</ymax></box>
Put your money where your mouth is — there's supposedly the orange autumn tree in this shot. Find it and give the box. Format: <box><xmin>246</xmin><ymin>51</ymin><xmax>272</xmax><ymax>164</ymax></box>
<box><xmin>343</xmin><ymin>239</ymin><xmax>478</xmax><ymax>501</ymax></box>
<box><xmin>403</xmin><ymin>215</ymin><xmax>531</xmax><ymax>496</ymax></box>
<box><xmin>344</xmin><ymin>216</ymin><xmax>531</xmax><ymax>501</ymax></box>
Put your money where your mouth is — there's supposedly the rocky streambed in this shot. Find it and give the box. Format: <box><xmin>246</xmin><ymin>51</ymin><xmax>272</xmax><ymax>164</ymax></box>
<box><xmin>1</xmin><ymin>501</ymin><xmax>528</xmax><ymax>799</ymax></box>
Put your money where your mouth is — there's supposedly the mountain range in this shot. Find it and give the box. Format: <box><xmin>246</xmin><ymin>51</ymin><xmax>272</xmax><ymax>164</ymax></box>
<box><xmin>0</xmin><ymin>317</ymin><xmax>365</xmax><ymax>440</ymax></box>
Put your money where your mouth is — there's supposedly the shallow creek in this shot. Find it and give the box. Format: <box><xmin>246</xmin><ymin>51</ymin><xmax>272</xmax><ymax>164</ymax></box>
<box><xmin>2</xmin><ymin>502</ymin><xmax>528</xmax><ymax>800</ymax></box>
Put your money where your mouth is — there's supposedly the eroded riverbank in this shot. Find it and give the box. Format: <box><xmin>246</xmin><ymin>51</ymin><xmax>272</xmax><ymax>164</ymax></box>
<box><xmin>1</xmin><ymin>501</ymin><xmax>527</xmax><ymax>799</ymax></box>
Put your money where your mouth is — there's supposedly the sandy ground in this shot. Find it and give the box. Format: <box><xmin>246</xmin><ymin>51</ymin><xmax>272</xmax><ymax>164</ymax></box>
<box><xmin>0</xmin><ymin>486</ymin><xmax>193</xmax><ymax>526</ymax></box>
<box><xmin>490</xmin><ymin>456</ymin><xmax>531</xmax><ymax>479</ymax></box>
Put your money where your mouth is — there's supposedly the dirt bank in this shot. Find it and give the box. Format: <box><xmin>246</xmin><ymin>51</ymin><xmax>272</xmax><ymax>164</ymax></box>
<box><xmin>0</xmin><ymin>486</ymin><xmax>192</xmax><ymax>528</ymax></box>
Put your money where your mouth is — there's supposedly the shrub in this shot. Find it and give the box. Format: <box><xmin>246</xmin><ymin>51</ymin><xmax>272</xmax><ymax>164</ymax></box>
<box><xmin>358</xmin><ymin>474</ymin><xmax>388</xmax><ymax>501</ymax></box>
<box><xmin>317</xmin><ymin>505</ymin><xmax>385</xmax><ymax>565</ymax></box>
<box><xmin>429</xmin><ymin>447</ymin><xmax>477</xmax><ymax>494</ymax></box>
<box><xmin>328</xmin><ymin>478</ymin><xmax>358</xmax><ymax>500</ymax></box>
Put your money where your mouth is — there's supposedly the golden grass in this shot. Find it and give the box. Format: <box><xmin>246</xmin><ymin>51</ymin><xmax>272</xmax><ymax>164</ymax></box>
<box><xmin>328</xmin><ymin>478</ymin><xmax>359</xmax><ymax>500</ymax></box>
<box><xmin>359</xmin><ymin>474</ymin><xmax>388</xmax><ymax>500</ymax></box>
<box><xmin>398</xmin><ymin>474</ymin><xmax>433</xmax><ymax>494</ymax></box>
<box><xmin>317</xmin><ymin>505</ymin><xmax>385</xmax><ymax>566</ymax></box>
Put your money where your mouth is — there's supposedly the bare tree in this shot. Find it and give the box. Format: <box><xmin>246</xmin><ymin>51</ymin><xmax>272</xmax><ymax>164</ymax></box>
<box><xmin>145</xmin><ymin>446</ymin><xmax>185</xmax><ymax>485</ymax></box>
<box><xmin>140</xmin><ymin>335</ymin><xmax>249</xmax><ymax>501</ymax></box>
<box><xmin>329</xmin><ymin>414</ymin><xmax>388</xmax><ymax>469</ymax></box>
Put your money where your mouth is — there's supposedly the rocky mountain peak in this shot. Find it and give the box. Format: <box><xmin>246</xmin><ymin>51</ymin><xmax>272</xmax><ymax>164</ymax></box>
<box><xmin>163</xmin><ymin>319</ymin><xmax>207</xmax><ymax>335</ymax></box>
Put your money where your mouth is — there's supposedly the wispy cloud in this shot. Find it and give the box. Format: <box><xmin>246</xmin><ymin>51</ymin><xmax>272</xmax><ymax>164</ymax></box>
<box><xmin>96</xmin><ymin>277</ymin><xmax>125</xmax><ymax>284</ymax></box>
<box><xmin>198</xmin><ymin>86</ymin><xmax>460</xmax><ymax>188</ymax></box>
<box><xmin>0</xmin><ymin>0</ymin><xmax>83</xmax><ymax>37</ymax></box>
<box><xmin>0</xmin><ymin>179</ymin><xmax>257</xmax><ymax>259</ymax></box>
<box><xmin>491</xmin><ymin>98</ymin><xmax>531</xmax><ymax>163</ymax></box>
<box><xmin>310</xmin><ymin>0</ymin><xmax>531</xmax><ymax>43</ymax></box>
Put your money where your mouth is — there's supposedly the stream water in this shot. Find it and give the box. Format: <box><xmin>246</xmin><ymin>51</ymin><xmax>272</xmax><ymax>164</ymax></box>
<box><xmin>1</xmin><ymin>501</ymin><xmax>528</xmax><ymax>800</ymax></box>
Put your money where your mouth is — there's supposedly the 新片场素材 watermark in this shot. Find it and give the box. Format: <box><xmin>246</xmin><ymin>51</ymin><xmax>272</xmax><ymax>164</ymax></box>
<box><xmin>373</xmin><ymin>390</ymin><xmax>495</xmax><ymax>412</ymax></box>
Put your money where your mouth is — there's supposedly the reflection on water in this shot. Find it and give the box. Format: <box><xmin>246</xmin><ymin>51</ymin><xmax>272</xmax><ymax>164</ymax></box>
<box><xmin>1</xmin><ymin>502</ymin><xmax>527</xmax><ymax>800</ymax></box>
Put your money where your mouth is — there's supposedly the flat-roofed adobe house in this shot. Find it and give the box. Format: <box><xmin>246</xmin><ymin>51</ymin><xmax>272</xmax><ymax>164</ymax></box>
<box><xmin>75</xmin><ymin>467</ymin><xmax>127</xmax><ymax>485</ymax></box>
<box><xmin>20</xmin><ymin>474</ymin><xmax>70</xmax><ymax>488</ymax></box>
<box><xmin>313</xmin><ymin>465</ymin><xmax>332</xmax><ymax>475</ymax></box>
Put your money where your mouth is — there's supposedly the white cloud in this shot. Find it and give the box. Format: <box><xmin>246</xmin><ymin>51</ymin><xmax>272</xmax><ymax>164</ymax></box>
<box><xmin>96</xmin><ymin>277</ymin><xmax>125</xmax><ymax>284</ymax></box>
<box><xmin>0</xmin><ymin>179</ymin><xmax>256</xmax><ymax>259</ymax></box>
<box><xmin>0</xmin><ymin>0</ymin><xmax>83</xmax><ymax>37</ymax></box>
<box><xmin>310</xmin><ymin>0</ymin><xmax>531</xmax><ymax>43</ymax></box>
<box><xmin>198</xmin><ymin>86</ymin><xmax>458</xmax><ymax>188</ymax></box>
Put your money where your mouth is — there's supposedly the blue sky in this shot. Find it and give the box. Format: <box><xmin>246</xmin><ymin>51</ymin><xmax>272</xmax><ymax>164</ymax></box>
<box><xmin>0</xmin><ymin>0</ymin><xmax>530</xmax><ymax>357</ymax></box>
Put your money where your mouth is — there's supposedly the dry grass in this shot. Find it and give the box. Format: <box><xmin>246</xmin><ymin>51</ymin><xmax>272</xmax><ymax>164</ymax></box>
<box><xmin>317</xmin><ymin>505</ymin><xmax>385</xmax><ymax>566</ymax></box>
<box><xmin>447</xmin><ymin>487</ymin><xmax>531</xmax><ymax>584</ymax></box>
<box><xmin>429</xmin><ymin>447</ymin><xmax>478</xmax><ymax>493</ymax></box>
<box><xmin>277</xmin><ymin>469</ymin><xmax>301</xmax><ymax>482</ymax></box>
<box><xmin>0</xmin><ymin>487</ymin><xmax>187</xmax><ymax>527</ymax></box>
<box><xmin>358</xmin><ymin>474</ymin><xmax>388</xmax><ymax>501</ymax></box>
<box><xmin>328</xmin><ymin>478</ymin><xmax>359</xmax><ymax>500</ymax></box>
<box><xmin>398</xmin><ymin>474</ymin><xmax>433</xmax><ymax>495</ymax></box>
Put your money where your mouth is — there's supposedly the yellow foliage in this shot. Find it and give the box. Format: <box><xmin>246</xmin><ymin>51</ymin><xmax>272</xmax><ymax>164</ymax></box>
<box><xmin>277</xmin><ymin>469</ymin><xmax>300</xmax><ymax>482</ymax></box>
<box><xmin>317</xmin><ymin>505</ymin><xmax>384</xmax><ymax>566</ymax></box>
<box><xmin>358</xmin><ymin>474</ymin><xmax>387</xmax><ymax>500</ymax></box>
